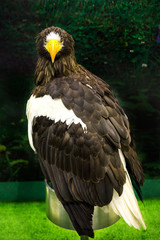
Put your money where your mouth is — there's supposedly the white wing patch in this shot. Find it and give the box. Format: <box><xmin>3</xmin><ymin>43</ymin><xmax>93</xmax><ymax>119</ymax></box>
<box><xmin>26</xmin><ymin>94</ymin><xmax>87</xmax><ymax>152</ymax></box>
<box><xmin>108</xmin><ymin>149</ymin><xmax>146</xmax><ymax>230</ymax></box>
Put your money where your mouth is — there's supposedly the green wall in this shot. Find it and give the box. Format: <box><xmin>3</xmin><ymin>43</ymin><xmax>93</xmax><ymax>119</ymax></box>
<box><xmin>0</xmin><ymin>180</ymin><xmax>159</xmax><ymax>201</ymax></box>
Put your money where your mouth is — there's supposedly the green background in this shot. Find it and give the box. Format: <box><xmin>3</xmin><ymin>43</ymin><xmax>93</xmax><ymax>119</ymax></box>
<box><xmin>0</xmin><ymin>180</ymin><xmax>160</xmax><ymax>201</ymax></box>
<box><xmin>0</xmin><ymin>0</ymin><xmax>160</xmax><ymax>181</ymax></box>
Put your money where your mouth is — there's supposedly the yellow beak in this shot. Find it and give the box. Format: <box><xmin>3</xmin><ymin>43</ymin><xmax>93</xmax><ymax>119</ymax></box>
<box><xmin>45</xmin><ymin>39</ymin><xmax>62</xmax><ymax>63</ymax></box>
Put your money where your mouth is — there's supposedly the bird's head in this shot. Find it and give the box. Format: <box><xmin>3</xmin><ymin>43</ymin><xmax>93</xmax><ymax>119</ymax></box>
<box><xmin>36</xmin><ymin>26</ymin><xmax>75</xmax><ymax>63</ymax></box>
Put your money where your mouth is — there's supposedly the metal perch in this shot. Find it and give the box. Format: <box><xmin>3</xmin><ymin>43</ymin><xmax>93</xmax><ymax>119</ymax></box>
<box><xmin>45</xmin><ymin>180</ymin><xmax>120</xmax><ymax>239</ymax></box>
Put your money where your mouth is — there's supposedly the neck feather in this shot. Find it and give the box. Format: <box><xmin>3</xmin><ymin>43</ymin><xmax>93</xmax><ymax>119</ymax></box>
<box><xmin>35</xmin><ymin>54</ymin><xmax>79</xmax><ymax>85</ymax></box>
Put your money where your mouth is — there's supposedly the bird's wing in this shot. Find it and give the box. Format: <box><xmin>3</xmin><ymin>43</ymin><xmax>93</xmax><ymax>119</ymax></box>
<box><xmin>28</xmin><ymin>74</ymin><xmax>144</xmax><ymax>205</ymax></box>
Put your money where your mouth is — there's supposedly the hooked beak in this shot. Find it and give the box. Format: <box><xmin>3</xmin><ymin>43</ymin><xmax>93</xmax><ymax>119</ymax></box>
<box><xmin>45</xmin><ymin>39</ymin><xmax>63</xmax><ymax>63</ymax></box>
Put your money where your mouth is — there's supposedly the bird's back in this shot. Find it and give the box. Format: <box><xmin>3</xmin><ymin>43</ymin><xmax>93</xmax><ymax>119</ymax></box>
<box><xmin>26</xmin><ymin>26</ymin><xmax>146</xmax><ymax>238</ymax></box>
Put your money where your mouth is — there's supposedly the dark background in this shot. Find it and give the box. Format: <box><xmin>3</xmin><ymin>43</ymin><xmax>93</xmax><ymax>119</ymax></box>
<box><xmin>0</xmin><ymin>0</ymin><xmax>160</xmax><ymax>181</ymax></box>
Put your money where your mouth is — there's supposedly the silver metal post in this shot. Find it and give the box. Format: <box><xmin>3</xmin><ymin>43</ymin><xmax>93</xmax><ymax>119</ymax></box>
<box><xmin>46</xmin><ymin>181</ymin><xmax>120</xmax><ymax>239</ymax></box>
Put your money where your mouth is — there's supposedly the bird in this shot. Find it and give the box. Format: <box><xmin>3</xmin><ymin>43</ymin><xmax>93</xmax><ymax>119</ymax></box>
<box><xmin>26</xmin><ymin>26</ymin><xmax>146</xmax><ymax>238</ymax></box>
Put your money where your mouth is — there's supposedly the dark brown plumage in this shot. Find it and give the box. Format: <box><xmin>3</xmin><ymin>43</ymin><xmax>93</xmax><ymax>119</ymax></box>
<box><xmin>26</xmin><ymin>26</ymin><xmax>145</xmax><ymax>238</ymax></box>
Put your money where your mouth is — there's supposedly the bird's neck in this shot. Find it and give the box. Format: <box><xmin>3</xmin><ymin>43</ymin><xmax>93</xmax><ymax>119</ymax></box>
<box><xmin>35</xmin><ymin>54</ymin><xmax>80</xmax><ymax>85</ymax></box>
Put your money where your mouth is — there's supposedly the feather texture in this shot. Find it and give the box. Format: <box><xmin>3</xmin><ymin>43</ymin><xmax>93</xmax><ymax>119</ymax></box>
<box><xmin>109</xmin><ymin>149</ymin><xmax>146</xmax><ymax>230</ymax></box>
<box><xmin>26</xmin><ymin>26</ymin><xmax>146</xmax><ymax>238</ymax></box>
<box><xmin>26</xmin><ymin>95</ymin><xmax>87</xmax><ymax>151</ymax></box>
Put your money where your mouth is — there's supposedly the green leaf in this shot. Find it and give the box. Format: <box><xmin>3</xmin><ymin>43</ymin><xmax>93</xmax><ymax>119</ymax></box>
<box><xmin>10</xmin><ymin>159</ymin><xmax>28</xmax><ymax>166</ymax></box>
<box><xmin>0</xmin><ymin>145</ymin><xmax>7</xmax><ymax>152</ymax></box>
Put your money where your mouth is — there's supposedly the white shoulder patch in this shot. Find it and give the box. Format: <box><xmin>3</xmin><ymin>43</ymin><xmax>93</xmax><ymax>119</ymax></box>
<box><xmin>26</xmin><ymin>95</ymin><xmax>87</xmax><ymax>152</ymax></box>
<box><xmin>46</xmin><ymin>31</ymin><xmax>61</xmax><ymax>42</ymax></box>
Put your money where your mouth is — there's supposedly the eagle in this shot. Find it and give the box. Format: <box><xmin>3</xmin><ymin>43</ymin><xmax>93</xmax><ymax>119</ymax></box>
<box><xmin>26</xmin><ymin>26</ymin><xmax>146</xmax><ymax>238</ymax></box>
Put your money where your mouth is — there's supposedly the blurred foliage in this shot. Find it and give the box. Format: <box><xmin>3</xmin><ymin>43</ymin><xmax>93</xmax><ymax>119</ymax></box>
<box><xmin>0</xmin><ymin>0</ymin><xmax>160</xmax><ymax>180</ymax></box>
<box><xmin>0</xmin><ymin>122</ymin><xmax>42</xmax><ymax>181</ymax></box>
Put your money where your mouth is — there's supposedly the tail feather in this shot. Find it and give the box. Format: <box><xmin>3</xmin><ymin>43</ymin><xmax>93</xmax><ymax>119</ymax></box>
<box><xmin>109</xmin><ymin>149</ymin><xmax>146</xmax><ymax>230</ymax></box>
<box><xmin>63</xmin><ymin>201</ymin><xmax>94</xmax><ymax>238</ymax></box>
